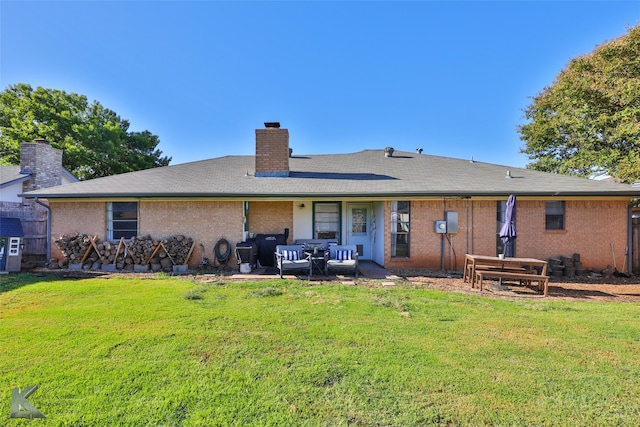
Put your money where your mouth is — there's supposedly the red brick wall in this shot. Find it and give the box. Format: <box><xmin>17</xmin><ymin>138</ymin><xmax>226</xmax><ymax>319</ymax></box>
<box><xmin>515</xmin><ymin>199</ymin><xmax>628</xmax><ymax>270</ymax></box>
<box><xmin>49</xmin><ymin>200</ymin><xmax>243</xmax><ymax>267</ymax></box>
<box><xmin>49</xmin><ymin>198</ymin><xmax>630</xmax><ymax>272</ymax></box>
<box><xmin>141</xmin><ymin>200</ymin><xmax>243</xmax><ymax>266</ymax></box>
<box><xmin>255</xmin><ymin>128</ymin><xmax>289</xmax><ymax>176</ymax></box>
<box><xmin>383</xmin><ymin>198</ymin><xmax>629</xmax><ymax>272</ymax></box>
<box><xmin>50</xmin><ymin>201</ymin><xmax>106</xmax><ymax>260</ymax></box>
<box><xmin>248</xmin><ymin>201</ymin><xmax>293</xmax><ymax>237</ymax></box>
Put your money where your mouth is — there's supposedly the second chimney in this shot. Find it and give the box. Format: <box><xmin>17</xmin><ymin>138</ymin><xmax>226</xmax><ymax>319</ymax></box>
<box><xmin>255</xmin><ymin>122</ymin><xmax>289</xmax><ymax>177</ymax></box>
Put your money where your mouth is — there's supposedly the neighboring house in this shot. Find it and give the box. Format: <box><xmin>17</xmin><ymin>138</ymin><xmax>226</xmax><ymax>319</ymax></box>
<box><xmin>1</xmin><ymin>166</ymin><xmax>34</xmax><ymax>205</ymax></box>
<box><xmin>21</xmin><ymin>123</ymin><xmax>640</xmax><ymax>273</ymax></box>
<box><xmin>1</xmin><ymin>139</ymin><xmax>78</xmax><ymax>266</ymax></box>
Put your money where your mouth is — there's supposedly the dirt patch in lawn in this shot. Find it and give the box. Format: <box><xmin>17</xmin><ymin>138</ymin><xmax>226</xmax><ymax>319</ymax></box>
<box><xmin>392</xmin><ymin>270</ymin><xmax>640</xmax><ymax>302</ymax></box>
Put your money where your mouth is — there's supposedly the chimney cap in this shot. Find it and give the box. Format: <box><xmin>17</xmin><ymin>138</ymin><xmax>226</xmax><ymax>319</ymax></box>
<box><xmin>264</xmin><ymin>122</ymin><xmax>280</xmax><ymax>128</ymax></box>
<box><xmin>33</xmin><ymin>138</ymin><xmax>50</xmax><ymax>144</ymax></box>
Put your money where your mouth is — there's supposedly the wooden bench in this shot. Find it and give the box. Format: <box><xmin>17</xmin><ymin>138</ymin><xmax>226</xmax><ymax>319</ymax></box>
<box><xmin>475</xmin><ymin>270</ymin><xmax>549</xmax><ymax>296</ymax></box>
<box><xmin>465</xmin><ymin>263</ymin><xmax>527</xmax><ymax>283</ymax></box>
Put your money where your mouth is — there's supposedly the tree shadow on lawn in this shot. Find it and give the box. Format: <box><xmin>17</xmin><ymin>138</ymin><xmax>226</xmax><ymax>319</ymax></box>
<box><xmin>549</xmin><ymin>287</ymin><xmax>640</xmax><ymax>300</ymax></box>
<box><xmin>506</xmin><ymin>283</ymin><xmax>640</xmax><ymax>301</ymax></box>
<box><xmin>0</xmin><ymin>271</ymin><xmax>109</xmax><ymax>294</ymax></box>
<box><xmin>477</xmin><ymin>278</ymin><xmax>640</xmax><ymax>301</ymax></box>
<box><xmin>548</xmin><ymin>286</ymin><xmax>617</xmax><ymax>299</ymax></box>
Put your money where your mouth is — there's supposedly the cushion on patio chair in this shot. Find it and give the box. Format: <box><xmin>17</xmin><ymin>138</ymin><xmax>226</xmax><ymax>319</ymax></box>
<box><xmin>336</xmin><ymin>249</ymin><xmax>353</xmax><ymax>260</ymax></box>
<box><xmin>326</xmin><ymin>245</ymin><xmax>358</xmax><ymax>277</ymax></box>
<box><xmin>282</xmin><ymin>249</ymin><xmax>301</xmax><ymax>260</ymax></box>
<box><xmin>275</xmin><ymin>245</ymin><xmax>310</xmax><ymax>278</ymax></box>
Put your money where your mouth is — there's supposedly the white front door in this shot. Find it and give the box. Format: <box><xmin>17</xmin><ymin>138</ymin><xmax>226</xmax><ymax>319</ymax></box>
<box><xmin>347</xmin><ymin>203</ymin><xmax>372</xmax><ymax>260</ymax></box>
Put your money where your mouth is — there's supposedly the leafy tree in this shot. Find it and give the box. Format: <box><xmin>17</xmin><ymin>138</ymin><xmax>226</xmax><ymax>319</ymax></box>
<box><xmin>0</xmin><ymin>83</ymin><xmax>171</xmax><ymax>179</ymax></box>
<box><xmin>519</xmin><ymin>25</ymin><xmax>640</xmax><ymax>183</ymax></box>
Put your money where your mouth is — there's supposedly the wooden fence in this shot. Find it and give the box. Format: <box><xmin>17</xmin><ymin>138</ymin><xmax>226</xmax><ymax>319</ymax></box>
<box><xmin>0</xmin><ymin>210</ymin><xmax>48</xmax><ymax>266</ymax></box>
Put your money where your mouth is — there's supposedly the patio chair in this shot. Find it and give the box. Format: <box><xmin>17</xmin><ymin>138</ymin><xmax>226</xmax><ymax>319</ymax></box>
<box><xmin>274</xmin><ymin>245</ymin><xmax>311</xmax><ymax>278</ymax></box>
<box><xmin>326</xmin><ymin>244</ymin><xmax>359</xmax><ymax>277</ymax></box>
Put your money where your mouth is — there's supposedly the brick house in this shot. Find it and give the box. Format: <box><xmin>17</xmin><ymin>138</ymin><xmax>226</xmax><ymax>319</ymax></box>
<box><xmin>21</xmin><ymin>123</ymin><xmax>640</xmax><ymax>273</ymax></box>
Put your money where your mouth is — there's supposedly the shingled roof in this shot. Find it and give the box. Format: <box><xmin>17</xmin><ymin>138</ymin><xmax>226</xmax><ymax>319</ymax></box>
<box><xmin>0</xmin><ymin>166</ymin><xmax>31</xmax><ymax>187</ymax></box>
<box><xmin>21</xmin><ymin>149</ymin><xmax>640</xmax><ymax>199</ymax></box>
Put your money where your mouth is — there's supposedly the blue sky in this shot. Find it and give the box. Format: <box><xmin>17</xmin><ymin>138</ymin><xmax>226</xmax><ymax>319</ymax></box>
<box><xmin>1</xmin><ymin>1</ymin><xmax>638</xmax><ymax>168</ymax></box>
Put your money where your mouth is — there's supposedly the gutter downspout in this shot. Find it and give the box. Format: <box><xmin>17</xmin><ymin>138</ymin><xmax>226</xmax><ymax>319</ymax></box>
<box><xmin>628</xmin><ymin>204</ymin><xmax>633</xmax><ymax>274</ymax></box>
<box><xmin>34</xmin><ymin>197</ymin><xmax>51</xmax><ymax>263</ymax></box>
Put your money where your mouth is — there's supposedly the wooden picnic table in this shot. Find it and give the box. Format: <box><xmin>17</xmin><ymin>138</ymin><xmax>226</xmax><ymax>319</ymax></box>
<box><xmin>464</xmin><ymin>254</ymin><xmax>549</xmax><ymax>296</ymax></box>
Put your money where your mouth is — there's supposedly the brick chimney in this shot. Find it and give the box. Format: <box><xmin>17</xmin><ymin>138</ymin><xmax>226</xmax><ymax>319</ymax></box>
<box><xmin>20</xmin><ymin>138</ymin><xmax>63</xmax><ymax>192</ymax></box>
<box><xmin>255</xmin><ymin>122</ymin><xmax>289</xmax><ymax>177</ymax></box>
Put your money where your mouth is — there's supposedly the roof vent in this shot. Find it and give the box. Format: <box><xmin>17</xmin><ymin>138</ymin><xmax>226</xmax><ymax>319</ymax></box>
<box><xmin>264</xmin><ymin>122</ymin><xmax>280</xmax><ymax>128</ymax></box>
<box><xmin>384</xmin><ymin>147</ymin><xmax>394</xmax><ymax>157</ymax></box>
<box><xmin>416</xmin><ymin>148</ymin><xmax>423</xmax><ymax>154</ymax></box>
<box><xmin>470</xmin><ymin>156</ymin><xmax>475</xmax><ymax>163</ymax></box>
<box><xmin>505</xmin><ymin>170</ymin><xmax>512</xmax><ymax>179</ymax></box>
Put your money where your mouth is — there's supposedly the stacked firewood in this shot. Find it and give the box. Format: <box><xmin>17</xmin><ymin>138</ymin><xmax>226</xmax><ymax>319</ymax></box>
<box><xmin>53</xmin><ymin>233</ymin><xmax>195</xmax><ymax>272</ymax></box>
<box><xmin>161</xmin><ymin>235</ymin><xmax>194</xmax><ymax>265</ymax></box>
<box><xmin>147</xmin><ymin>235</ymin><xmax>194</xmax><ymax>272</ymax></box>
<box><xmin>53</xmin><ymin>233</ymin><xmax>95</xmax><ymax>268</ymax></box>
<box><xmin>126</xmin><ymin>235</ymin><xmax>161</xmax><ymax>265</ymax></box>
<box><xmin>98</xmin><ymin>240</ymin><xmax>119</xmax><ymax>264</ymax></box>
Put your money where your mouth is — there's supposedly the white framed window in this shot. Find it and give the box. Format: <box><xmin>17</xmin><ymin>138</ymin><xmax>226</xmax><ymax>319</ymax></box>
<box><xmin>391</xmin><ymin>201</ymin><xmax>410</xmax><ymax>257</ymax></box>
<box><xmin>107</xmin><ymin>202</ymin><xmax>138</xmax><ymax>240</ymax></box>
<box><xmin>8</xmin><ymin>237</ymin><xmax>20</xmax><ymax>256</ymax></box>
<box><xmin>313</xmin><ymin>202</ymin><xmax>341</xmax><ymax>241</ymax></box>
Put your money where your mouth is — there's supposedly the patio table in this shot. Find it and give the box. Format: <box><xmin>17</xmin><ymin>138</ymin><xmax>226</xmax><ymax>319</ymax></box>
<box><xmin>464</xmin><ymin>254</ymin><xmax>548</xmax><ymax>289</ymax></box>
<box><xmin>306</xmin><ymin>249</ymin><xmax>328</xmax><ymax>277</ymax></box>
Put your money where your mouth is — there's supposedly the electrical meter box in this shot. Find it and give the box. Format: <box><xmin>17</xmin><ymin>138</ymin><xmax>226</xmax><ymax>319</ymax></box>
<box><xmin>446</xmin><ymin>211</ymin><xmax>458</xmax><ymax>234</ymax></box>
<box><xmin>435</xmin><ymin>221</ymin><xmax>447</xmax><ymax>234</ymax></box>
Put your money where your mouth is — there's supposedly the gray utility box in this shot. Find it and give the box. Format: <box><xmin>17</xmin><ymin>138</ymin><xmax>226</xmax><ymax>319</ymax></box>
<box><xmin>445</xmin><ymin>211</ymin><xmax>458</xmax><ymax>234</ymax></box>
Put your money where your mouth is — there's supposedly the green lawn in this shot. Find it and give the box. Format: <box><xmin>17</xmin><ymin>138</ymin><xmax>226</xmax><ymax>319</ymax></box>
<box><xmin>1</xmin><ymin>274</ymin><xmax>639</xmax><ymax>426</ymax></box>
